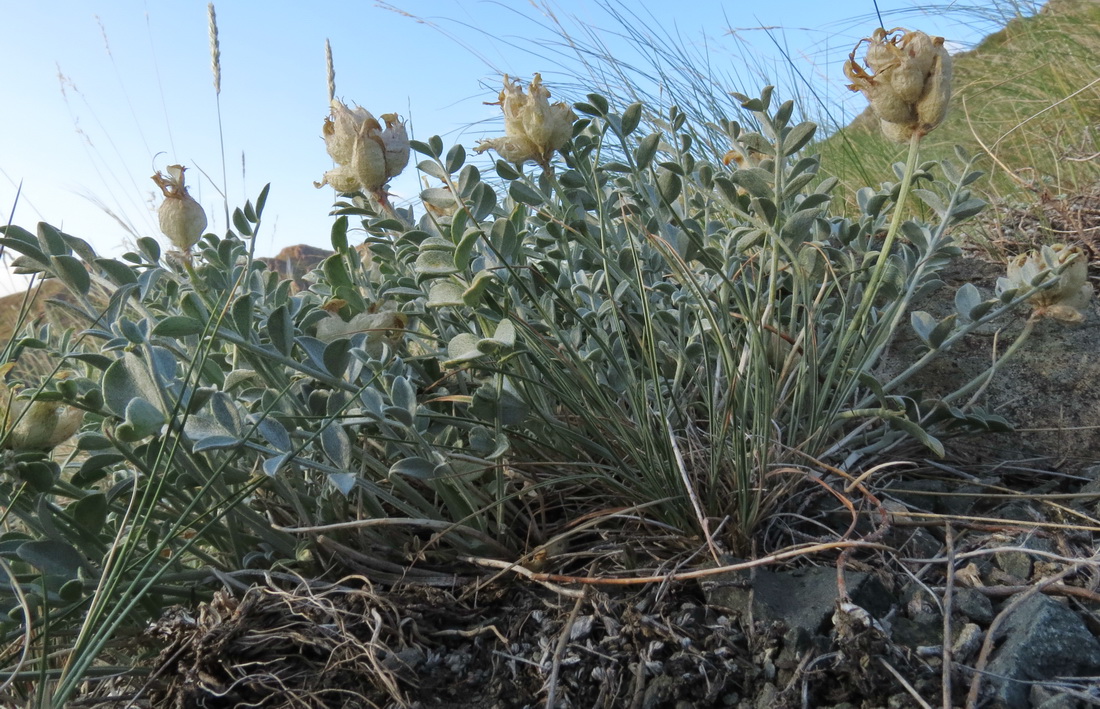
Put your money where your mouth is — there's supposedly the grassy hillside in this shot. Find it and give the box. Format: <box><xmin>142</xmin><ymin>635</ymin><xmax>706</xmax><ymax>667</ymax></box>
<box><xmin>818</xmin><ymin>0</ymin><xmax>1100</xmax><ymax>214</ymax></box>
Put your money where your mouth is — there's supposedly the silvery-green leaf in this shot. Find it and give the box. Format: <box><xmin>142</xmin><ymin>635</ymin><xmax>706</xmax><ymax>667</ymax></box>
<box><xmin>912</xmin><ymin>188</ymin><xmax>946</xmax><ymax>217</ymax></box>
<box><xmin>508</xmin><ymin>181</ymin><xmax>544</xmax><ymax>206</ymax></box>
<box><xmin>95</xmin><ymin>258</ymin><xmax>137</xmax><ymax>286</ymax></box>
<box><xmin>250</xmin><ymin>415</ymin><xmax>291</xmax><ymax>451</ymax></box>
<box><xmin>445</xmin><ymin>144</ymin><xmax>466</xmax><ymax>174</ymax></box>
<box><xmin>17</xmin><ymin>539</ymin><xmax>86</xmax><ymax>579</ymax></box>
<box><xmin>941</xmin><ymin>158</ymin><xmax>962</xmax><ymax>184</ymax></box>
<box><xmin>969</xmin><ymin>299</ymin><xmax>997</xmax><ymax>321</ymax></box>
<box><xmin>620</xmin><ymin>102</ymin><xmax>643</xmax><ymax>135</ymax></box>
<box><xmin>427</xmin><ymin>280</ymin><xmax>466</xmax><ymax>307</ymax></box>
<box><xmin>183</xmin><ymin>414</ymin><xmax>228</xmax><ymax>441</ymax></box>
<box><xmin>419</xmin><ymin>236</ymin><xmax>455</xmax><ymax>252</ymax></box>
<box><xmin>389</xmin><ymin>457</ymin><xmax>436</xmax><ymax>480</ymax></box>
<box><xmin>888</xmin><ymin>416</ymin><xmax>945</xmax><ymax>457</ymax></box>
<box><xmin>323</xmin><ymin>339</ymin><xmax>351</xmax><ymax>377</ymax></box>
<box><xmin>390</xmin><ymin>376</ymin><xmax>416</xmax><ymax>416</ymax></box>
<box><xmin>225</xmin><ymin>369</ymin><xmax>258</xmax><ymax>390</ymax></box>
<box><xmin>69</xmin><ymin>493</ymin><xmax>107</xmax><ymax>535</ymax></box>
<box><xmin>37</xmin><ymin>222</ymin><xmax>70</xmax><ymax>257</ymax></box>
<box><xmin>955</xmin><ymin>283</ymin><xmax>982</xmax><ymax>320</ymax></box>
<box><xmin>478</xmin><ymin>319</ymin><xmax>516</xmax><ymax>353</ymax></box>
<box><xmin>463</xmin><ymin>271</ymin><xmax>495</xmax><ymax>306</ymax></box>
<box><xmin>116</xmin><ymin>398</ymin><xmax>166</xmax><ymax>442</ymax></box>
<box><xmin>321</xmin><ymin>423</ymin><xmax>351</xmax><ymax>470</ymax></box>
<box><xmin>50</xmin><ymin>255</ymin><xmax>90</xmax><ymax>295</ymax></box>
<box><xmin>658</xmin><ymin>170</ymin><xmax>682</xmax><ymax>202</ymax></box>
<box><xmin>781</xmin><ymin>121</ymin><xmax>816</xmax><ymax>157</ymax></box>
<box><xmin>417</xmin><ymin>159</ymin><xmax>448</xmax><ymax>182</ymax></box>
<box><xmin>102</xmin><ymin>353</ymin><xmax>163</xmax><ymax>418</ymax></box>
<box><xmin>263</xmin><ymin>454</ymin><xmax>289</xmax><ymax>477</ymax></box>
<box><xmin>471</xmin><ymin>384</ymin><xmax>528</xmax><ymax>425</ymax></box>
<box><xmin>360</xmin><ymin>388</ymin><xmax>385</xmax><ymax>419</ymax></box>
<box><xmin>153</xmin><ymin>316</ymin><xmax>205</xmax><ymax>337</ymax></box>
<box><xmin>730</xmin><ymin>168</ymin><xmax>773</xmax><ymax>200</ymax></box>
<box><xmin>928</xmin><ymin>314</ymin><xmax>957</xmax><ymax>349</ymax></box>
<box><xmin>266</xmin><ymin>306</ymin><xmax>294</xmax><ymax>355</ymax></box>
<box><xmin>913</xmin><ymin>279</ymin><xmax>945</xmax><ymax>301</ymax></box>
<box><xmin>950</xmin><ymin>198</ymin><xmax>986</xmax><ymax>222</ymax></box>
<box><xmin>910</xmin><ymin>311</ymin><xmax>937</xmax><ymax>346</ymax></box>
<box><xmin>421</xmin><ymin>187</ymin><xmax>457</xmax><ymax>210</ymax></box>
<box><xmin>470</xmin><ymin>182</ymin><xmax>496</xmax><ymax>221</ymax></box>
<box><xmin>415</xmin><ymin>250</ymin><xmax>459</xmax><ymax>276</ymax></box>
<box><xmin>209</xmin><ymin>391</ymin><xmax>243</xmax><ymax>437</ymax></box>
<box><xmin>192</xmin><ymin>435</ymin><xmax>241</xmax><ymax>452</ymax></box>
<box><xmin>635</xmin><ymin>132</ymin><xmax>661</xmax><ymax>170</ymax></box>
<box><xmin>328</xmin><ymin>472</ymin><xmax>357</xmax><ymax>496</ymax></box>
<box><xmin>383</xmin><ymin>406</ymin><xmax>414</xmax><ymax>427</ymax></box>
<box><xmin>445</xmin><ymin>333</ymin><xmax>484</xmax><ymax>366</ymax></box>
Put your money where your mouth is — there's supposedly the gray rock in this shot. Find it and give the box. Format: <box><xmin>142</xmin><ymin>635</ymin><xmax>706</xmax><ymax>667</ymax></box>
<box><xmin>704</xmin><ymin>565</ymin><xmax>892</xmax><ymax>636</ymax></box>
<box><xmin>886</xmin><ymin>478</ymin><xmax>979</xmax><ymax>516</ymax></box>
<box><xmin>985</xmin><ymin>595</ymin><xmax>1100</xmax><ymax>708</ymax></box>
<box><xmin>954</xmin><ymin>588</ymin><xmax>993</xmax><ymax>625</ymax></box>
<box><xmin>994</xmin><ymin>535</ymin><xmax>1054</xmax><ymax>582</ymax></box>
<box><xmin>1076</xmin><ymin>477</ymin><xmax>1100</xmax><ymax>516</ymax></box>
<box><xmin>1030</xmin><ymin>685</ymin><xmax>1080</xmax><ymax>709</ymax></box>
<box><xmin>753</xmin><ymin>682</ymin><xmax>779</xmax><ymax>709</ymax></box>
<box><xmin>892</xmin><ymin>615</ymin><xmax>942</xmax><ymax>648</ymax></box>
<box><xmin>952</xmin><ymin>622</ymin><xmax>984</xmax><ymax>662</ymax></box>
<box><xmin>902</xmin><ymin>583</ymin><xmax>940</xmax><ymax>623</ymax></box>
<box><xmin>888</xmin><ymin>526</ymin><xmax>941</xmax><ymax>560</ymax></box>
<box><xmin>993</xmin><ymin>549</ymin><xmax>1034</xmax><ymax>582</ymax></box>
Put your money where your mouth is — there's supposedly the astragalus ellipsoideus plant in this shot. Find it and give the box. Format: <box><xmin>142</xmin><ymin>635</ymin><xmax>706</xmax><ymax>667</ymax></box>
<box><xmin>0</xmin><ymin>42</ymin><xmax>1065</xmax><ymax>705</ymax></box>
<box><xmin>316</xmin><ymin>65</ymin><xmax>1039</xmax><ymax>558</ymax></box>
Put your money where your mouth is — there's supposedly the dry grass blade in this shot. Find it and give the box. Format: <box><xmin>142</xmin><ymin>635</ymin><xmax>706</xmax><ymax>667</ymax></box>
<box><xmin>545</xmin><ymin>588</ymin><xmax>588</xmax><ymax>708</ymax></box>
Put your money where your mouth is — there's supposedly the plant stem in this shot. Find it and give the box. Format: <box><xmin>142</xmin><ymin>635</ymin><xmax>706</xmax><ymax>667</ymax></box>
<box><xmin>847</xmin><ymin>130</ymin><xmax>923</xmax><ymax>340</ymax></box>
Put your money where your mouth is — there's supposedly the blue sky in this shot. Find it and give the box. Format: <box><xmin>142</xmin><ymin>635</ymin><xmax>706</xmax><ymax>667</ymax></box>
<box><xmin>0</xmin><ymin>1</ymin><xmax>1012</xmax><ymax>295</ymax></box>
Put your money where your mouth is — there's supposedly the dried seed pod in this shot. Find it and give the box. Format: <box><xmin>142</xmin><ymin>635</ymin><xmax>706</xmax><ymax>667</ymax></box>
<box><xmin>1</xmin><ymin>376</ymin><xmax>84</xmax><ymax>451</ymax></box>
<box><xmin>474</xmin><ymin>74</ymin><xmax>576</xmax><ymax>168</ymax></box>
<box><xmin>152</xmin><ymin>165</ymin><xmax>207</xmax><ymax>252</ymax></box>
<box><xmin>1004</xmin><ymin>244</ymin><xmax>1093</xmax><ymax>323</ymax></box>
<box><xmin>915</xmin><ymin>41</ymin><xmax>952</xmax><ymax>133</ymax></box>
<box><xmin>845</xmin><ymin>28</ymin><xmax>953</xmax><ymax>141</ymax></box>
<box><xmin>316</xmin><ymin>99</ymin><xmax>409</xmax><ymax>194</ymax></box>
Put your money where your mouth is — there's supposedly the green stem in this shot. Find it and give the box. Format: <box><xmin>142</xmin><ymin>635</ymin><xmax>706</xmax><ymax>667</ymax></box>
<box><xmin>846</xmin><ymin>130</ymin><xmax>923</xmax><ymax>340</ymax></box>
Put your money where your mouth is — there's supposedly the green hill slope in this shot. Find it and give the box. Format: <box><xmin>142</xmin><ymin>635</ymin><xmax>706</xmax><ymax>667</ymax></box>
<box><xmin>819</xmin><ymin>0</ymin><xmax>1099</xmax><ymax>209</ymax></box>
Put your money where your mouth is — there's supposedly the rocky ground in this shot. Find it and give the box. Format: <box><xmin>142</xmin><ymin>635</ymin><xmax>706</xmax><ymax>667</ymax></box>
<box><xmin>135</xmin><ymin>452</ymin><xmax>1100</xmax><ymax>709</ymax></box>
